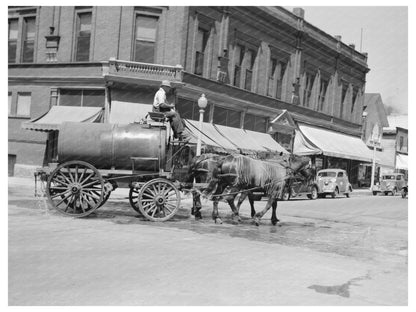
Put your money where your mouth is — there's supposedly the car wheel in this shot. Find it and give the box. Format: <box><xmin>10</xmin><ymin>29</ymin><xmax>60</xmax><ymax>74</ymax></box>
<box><xmin>309</xmin><ymin>186</ymin><xmax>318</xmax><ymax>200</ymax></box>
<box><xmin>345</xmin><ymin>186</ymin><xmax>352</xmax><ymax>198</ymax></box>
<box><xmin>331</xmin><ymin>187</ymin><xmax>339</xmax><ymax>198</ymax></box>
<box><xmin>384</xmin><ymin>192</ymin><xmax>389</xmax><ymax>196</ymax></box>
<box><xmin>372</xmin><ymin>191</ymin><xmax>378</xmax><ymax>196</ymax></box>
<box><xmin>401</xmin><ymin>188</ymin><xmax>407</xmax><ymax>198</ymax></box>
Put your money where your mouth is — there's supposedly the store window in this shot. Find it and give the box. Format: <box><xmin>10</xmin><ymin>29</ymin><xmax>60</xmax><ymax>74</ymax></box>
<box><xmin>75</xmin><ymin>11</ymin><xmax>92</xmax><ymax>62</ymax></box>
<box><xmin>175</xmin><ymin>98</ymin><xmax>210</xmax><ymax>122</ymax></box>
<box><xmin>244</xmin><ymin>113</ymin><xmax>267</xmax><ymax>133</ymax></box>
<box><xmin>213</xmin><ymin>106</ymin><xmax>241</xmax><ymax>128</ymax></box>
<box><xmin>8</xmin><ymin>19</ymin><xmax>18</xmax><ymax>63</ymax></box>
<box><xmin>134</xmin><ymin>14</ymin><xmax>159</xmax><ymax>63</ymax></box>
<box><xmin>16</xmin><ymin>92</ymin><xmax>31</xmax><ymax>117</ymax></box>
<box><xmin>273</xmin><ymin>132</ymin><xmax>292</xmax><ymax>152</ymax></box>
<box><xmin>59</xmin><ymin>89</ymin><xmax>105</xmax><ymax>107</ymax></box>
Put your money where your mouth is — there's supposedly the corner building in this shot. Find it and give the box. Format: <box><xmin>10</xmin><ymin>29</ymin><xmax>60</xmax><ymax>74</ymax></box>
<box><xmin>8</xmin><ymin>6</ymin><xmax>373</xmax><ymax>186</ymax></box>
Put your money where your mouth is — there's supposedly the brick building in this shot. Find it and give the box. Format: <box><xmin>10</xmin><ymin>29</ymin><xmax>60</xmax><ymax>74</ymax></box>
<box><xmin>8</xmin><ymin>6</ymin><xmax>373</xmax><ymax>184</ymax></box>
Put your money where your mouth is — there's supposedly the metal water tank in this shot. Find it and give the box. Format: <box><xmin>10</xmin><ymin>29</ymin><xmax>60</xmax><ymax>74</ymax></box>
<box><xmin>58</xmin><ymin>122</ymin><xmax>167</xmax><ymax>171</ymax></box>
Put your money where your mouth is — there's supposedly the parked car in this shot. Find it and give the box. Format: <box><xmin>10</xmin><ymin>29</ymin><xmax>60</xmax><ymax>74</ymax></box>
<box><xmin>401</xmin><ymin>185</ymin><xmax>408</xmax><ymax>198</ymax></box>
<box><xmin>372</xmin><ymin>173</ymin><xmax>406</xmax><ymax>196</ymax></box>
<box><xmin>316</xmin><ymin>169</ymin><xmax>353</xmax><ymax>198</ymax></box>
<box><xmin>282</xmin><ymin>175</ymin><xmax>319</xmax><ymax>201</ymax></box>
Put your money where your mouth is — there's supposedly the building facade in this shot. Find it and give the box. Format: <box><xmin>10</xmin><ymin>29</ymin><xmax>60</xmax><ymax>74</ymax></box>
<box><xmin>9</xmin><ymin>6</ymin><xmax>371</xmax><ymax>184</ymax></box>
<box><xmin>377</xmin><ymin>115</ymin><xmax>408</xmax><ymax>180</ymax></box>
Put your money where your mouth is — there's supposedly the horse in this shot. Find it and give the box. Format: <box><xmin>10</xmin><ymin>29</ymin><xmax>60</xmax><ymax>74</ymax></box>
<box><xmin>203</xmin><ymin>154</ymin><xmax>311</xmax><ymax>225</ymax></box>
<box><xmin>234</xmin><ymin>154</ymin><xmax>314</xmax><ymax>218</ymax></box>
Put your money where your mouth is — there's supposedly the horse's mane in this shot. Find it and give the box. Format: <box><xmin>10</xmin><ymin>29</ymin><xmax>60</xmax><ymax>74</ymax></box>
<box><xmin>232</xmin><ymin>155</ymin><xmax>287</xmax><ymax>192</ymax></box>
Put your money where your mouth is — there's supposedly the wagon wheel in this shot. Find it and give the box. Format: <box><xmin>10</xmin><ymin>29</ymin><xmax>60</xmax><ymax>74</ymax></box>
<box><xmin>46</xmin><ymin>161</ymin><xmax>104</xmax><ymax>217</ymax></box>
<box><xmin>138</xmin><ymin>178</ymin><xmax>181</xmax><ymax>222</ymax></box>
<box><xmin>129</xmin><ymin>187</ymin><xmax>142</xmax><ymax>214</ymax></box>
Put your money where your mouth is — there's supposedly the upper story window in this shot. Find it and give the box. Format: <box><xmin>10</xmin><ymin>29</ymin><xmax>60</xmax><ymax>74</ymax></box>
<box><xmin>213</xmin><ymin>106</ymin><xmax>241</xmax><ymax>128</ymax></box>
<box><xmin>303</xmin><ymin>72</ymin><xmax>314</xmax><ymax>107</ymax></box>
<box><xmin>233</xmin><ymin>44</ymin><xmax>244</xmax><ymax>88</ymax></box>
<box><xmin>268</xmin><ymin>56</ymin><xmax>287</xmax><ymax>99</ymax></box>
<box><xmin>16</xmin><ymin>92</ymin><xmax>31</xmax><ymax>118</ymax></box>
<box><xmin>399</xmin><ymin>136</ymin><xmax>404</xmax><ymax>150</ymax></box>
<box><xmin>319</xmin><ymin>78</ymin><xmax>328</xmax><ymax>111</ymax></box>
<box><xmin>8</xmin><ymin>9</ymin><xmax>37</xmax><ymax>64</ymax></box>
<box><xmin>22</xmin><ymin>16</ymin><xmax>36</xmax><ymax>63</ymax></box>
<box><xmin>8</xmin><ymin>19</ymin><xmax>18</xmax><ymax>63</ymax></box>
<box><xmin>244</xmin><ymin>113</ymin><xmax>267</xmax><ymax>133</ymax></box>
<box><xmin>8</xmin><ymin>92</ymin><xmax>13</xmax><ymax>116</ymax></box>
<box><xmin>267</xmin><ymin>58</ymin><xmax>277</xmax><ymax>97</ymax></box>
<box><xmin>194</xmin><ymin>27</ymin><xmax>209</xmax><ymax>75</ymax></box>
<box><xmin>134</xmin><ymin>14</ymin><xmax>159</xmax><ymax>63</ymax></box>
<box><xmin>176</xmin><ymin>97</ymin><xmax>210</xmax><ymax>122</ymax></box>
<box><xmin>276</xmin><ymin>61</ymin><xmax>287</xmax><ymax>99</ymax></box>
<box><xmin>244</xmin><ymin>49</ymin><xmax>256</xmax><ymax>91</ymax></box>
<box><xmin>59</xmin><ymin>89</ymin><xmax>105</xmax><ymax>107</ymax></box>
<box><xmin>75</xmin><ymin>11</ymin><xmax>92</xmax><ymax>62</ymax></box>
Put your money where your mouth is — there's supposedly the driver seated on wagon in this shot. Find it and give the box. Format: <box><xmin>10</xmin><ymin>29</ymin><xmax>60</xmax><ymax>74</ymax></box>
<box><xmin>153</xmin><ymin>80</ymin><xmax>187</xmax><ymax>141</ymax></box>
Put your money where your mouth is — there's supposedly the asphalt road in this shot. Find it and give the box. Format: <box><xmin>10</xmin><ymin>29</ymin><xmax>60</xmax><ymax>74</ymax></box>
<box><xmin>8</xmin><ymin>177</ymin><xmax>408</xmax><ymax>305</ymax></box>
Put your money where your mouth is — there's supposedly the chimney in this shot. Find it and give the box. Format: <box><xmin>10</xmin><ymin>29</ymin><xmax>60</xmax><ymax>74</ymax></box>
<box><xmin>293</xmin><ymin>8</ymin><xmax>305</xmax><ymax>19</ymax></box>
<box><xmin>349</xmin><ymin>44</ymin><xmax>356</xmax><ymax>50</ymax></box>
<box><xmin>334</xmin><ymin>35</ymin><xmax>342</xmax><ymax>41</ymax></box>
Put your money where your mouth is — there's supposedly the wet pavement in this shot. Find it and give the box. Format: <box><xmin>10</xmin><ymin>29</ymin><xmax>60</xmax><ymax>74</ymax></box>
<box><xmin>8</xmin><ymin>177</ymin><xmax>408</xmax><ymax>305</ymax></box>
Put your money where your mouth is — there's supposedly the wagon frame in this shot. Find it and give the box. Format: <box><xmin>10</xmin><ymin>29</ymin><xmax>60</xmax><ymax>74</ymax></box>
<box><xmin>36</xmin><ymin>116</ymin><xmax>196</xmax><ymax>222</ymax></box>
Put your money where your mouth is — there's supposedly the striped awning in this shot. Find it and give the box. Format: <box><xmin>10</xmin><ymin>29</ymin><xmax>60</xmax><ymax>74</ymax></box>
<box><xmin>21</xmin><ymin>106</ymin><xmax>103</xmax><ymax>132</ymax></box>
<box><xmin>184</xmin><ymin>119</ymin><xmax>288</xmax><ymax>155</ymax></box>
<box><xmin>294</xmin><ymin>123</ymin><xmax>374</xmax><ymax>162</ymax></box>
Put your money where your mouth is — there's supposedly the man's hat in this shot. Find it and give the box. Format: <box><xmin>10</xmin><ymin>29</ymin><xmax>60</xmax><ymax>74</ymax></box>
<box><xmin>160</xmin><ymin>80</ymin><xmax>172</xmax><ymax>88</ymax></box>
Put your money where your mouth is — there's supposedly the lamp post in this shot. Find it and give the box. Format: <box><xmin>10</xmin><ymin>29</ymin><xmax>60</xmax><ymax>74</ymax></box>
<box><xmin>196</xmin><ymin>94</ymin><xmax>208</xmax><ymax>156</ymax></box>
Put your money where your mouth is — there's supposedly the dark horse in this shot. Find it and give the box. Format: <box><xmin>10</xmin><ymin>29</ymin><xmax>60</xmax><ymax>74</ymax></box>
<box><xmin>186</xmin><ymin>153</ymin><xmax>311</xmax><ymax>225</ymax></box>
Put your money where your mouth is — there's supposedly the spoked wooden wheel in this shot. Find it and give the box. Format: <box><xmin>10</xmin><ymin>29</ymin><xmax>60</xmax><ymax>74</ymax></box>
<box><xmin>129</xmin><ymin>187</ymin><xmax>141</xmax><ymax>214</ymax></box>
<box><xmin>138</xmin><ymin>178</ymin><xmax>181</xmax><ymax>222</ymax></box>
<box><xmin>46</xmin><ymin>161</ymin><xmax>104</xmax><ymax>217</ymax></box>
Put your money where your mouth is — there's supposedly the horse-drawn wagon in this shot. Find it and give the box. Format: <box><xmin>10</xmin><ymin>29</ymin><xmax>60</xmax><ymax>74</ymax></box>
<box><xmin>36</xmin><ymin>114</ymin><xmax>194</xmax><ymax>222</ymax></box>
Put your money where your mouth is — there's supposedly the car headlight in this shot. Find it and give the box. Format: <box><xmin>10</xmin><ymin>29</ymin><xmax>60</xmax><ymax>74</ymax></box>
<box><xmin>331</xmin><ymin>178</ymin><xmax>336</xmax><ymax>183</ymax></box>
<box><xmin>376</xmin><ymin>182</ymin><xmax>380</xmax><ymax>186</ymax></box>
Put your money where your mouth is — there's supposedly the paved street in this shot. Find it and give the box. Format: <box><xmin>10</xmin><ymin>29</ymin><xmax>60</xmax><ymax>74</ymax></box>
<box><xmin>8</xmin><ymin>177</ymin><xmax>408</xmax><ymax>305</ymax></box>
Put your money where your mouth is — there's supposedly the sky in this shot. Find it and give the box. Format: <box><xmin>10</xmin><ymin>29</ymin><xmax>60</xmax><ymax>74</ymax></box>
<box><xmin>285</xmin><ymin>6</ymin><xmax>408</xmax><ymax>115</ymax></box>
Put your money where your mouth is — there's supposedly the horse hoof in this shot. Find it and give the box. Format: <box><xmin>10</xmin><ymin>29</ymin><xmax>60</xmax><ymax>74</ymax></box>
<box><xmin>254</xmin><ymin>218</ymin><xmax>260</xmax><ymax>226</ymax></box>
<box><xmin>215</xmin><ymin>218</ymin><xmax>223</xmax><ymax>224</ymax></box>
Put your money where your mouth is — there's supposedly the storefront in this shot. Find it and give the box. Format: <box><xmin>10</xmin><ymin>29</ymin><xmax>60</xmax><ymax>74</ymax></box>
<box><xmin>293</xmin><ymin>123</ymin><xmax>374</xmax><ymax>187</ymax></box>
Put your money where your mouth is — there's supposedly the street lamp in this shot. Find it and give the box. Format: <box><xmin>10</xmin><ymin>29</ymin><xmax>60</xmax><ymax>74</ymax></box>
<box><xmin>196</xmin><ymin>94</ymin><xmax>208</xmax><ymax>156</ymax></box>
<box><xmin>361</xmin><ymin>111</ymin><xmax>368</xmax><ymax>141</ymax></box>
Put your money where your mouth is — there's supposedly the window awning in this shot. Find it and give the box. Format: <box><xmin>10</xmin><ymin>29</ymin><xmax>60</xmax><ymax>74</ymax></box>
<box><xmin>21</xmin><ymin>106</ymin><xmax>103</xmax><ymax>132</ymax></box>
<box><xmin>184</xmin><ymin>119</ymin><xmax>288</xmax><ymax>155</ymax></box>
<box><xmin>396</xmin><ymin>154</ymin><xmax>408</xmax><ymax>170</ymax></box>
<box><xmin>294</xmin><ymin>123</ymin><xmax>374</xmax><ymax>162</ymax></box>
<box><xmin>293</xmin><ymin>129</ymin><xmax>321</xmax><ymax>156</ymax></box>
